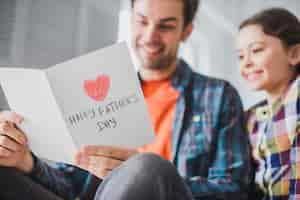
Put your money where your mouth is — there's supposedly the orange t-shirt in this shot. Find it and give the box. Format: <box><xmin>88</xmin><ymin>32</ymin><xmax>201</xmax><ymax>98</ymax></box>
<box><xmin>138</xmin><ymin>79</ymin><xmax>179</xmax><ymax>161</ymax></box>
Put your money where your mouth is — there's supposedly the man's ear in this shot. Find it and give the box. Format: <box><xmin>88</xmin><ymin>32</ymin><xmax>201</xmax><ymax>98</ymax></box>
<box><xmin>181</xmin><ymin>23</ymin><xmax>193</xmax><ymax>42</ymax></box>
<box><xmin>288</xmin><ymin>44</ymin><xmax>300</xmax><ymax>67</ymax></box>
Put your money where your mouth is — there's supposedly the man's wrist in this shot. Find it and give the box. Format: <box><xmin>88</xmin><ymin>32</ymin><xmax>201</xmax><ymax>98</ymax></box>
<box><xmin>17</xmin><ymin>151</ymin><xmax>34</xmax><ymax>174</ymax></box>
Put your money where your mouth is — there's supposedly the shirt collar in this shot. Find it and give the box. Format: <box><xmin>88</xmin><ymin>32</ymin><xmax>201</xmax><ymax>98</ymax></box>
<box><xmin>255</xmin><ymin>75</ymin><xmax>300</xmax><ymax>121</ymax></box>
<box><xmin>170</xmin><ymin>59</ymin><xmax>192</xmax><ymax>92</ymax></box>
<box><xmin>138</xmin><ymin>59</ymin><xmax>193</xmax><ymax>93</ymax></box>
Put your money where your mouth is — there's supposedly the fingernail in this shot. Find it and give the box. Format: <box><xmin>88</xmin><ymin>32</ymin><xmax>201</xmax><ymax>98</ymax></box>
<box><xmin>1</xmin><ymin>123</ymin><xmax>9</xmax><ymax>132</ymax></box>
<box><xmin>89</xmin><ymin>157</ymin><xmax>97</xmax><ymax>165</ymax></box>
<box><xmin>22</xmin><ymin>138</ymin><xmax>28</xmax><ymax>145</ymax></box>
<box><xmin>12</xmin><ymin>112</ymin><xmax>23</xmax><ymax>124</ymax></box>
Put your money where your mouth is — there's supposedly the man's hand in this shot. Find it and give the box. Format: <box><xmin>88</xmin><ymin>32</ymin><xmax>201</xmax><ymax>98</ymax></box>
<box><xmin>74</xmin><ymin>145</ymin><xmax>138</xmax><ymax>179</ymax></box>
<box><xmin>0</xmin><ymin>111</ymin><xmax>34</xmax><ymax>174</ymax></box>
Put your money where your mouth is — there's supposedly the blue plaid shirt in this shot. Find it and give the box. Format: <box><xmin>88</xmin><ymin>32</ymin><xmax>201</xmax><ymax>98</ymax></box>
<box><xmin>29</xmin><ymin>59</ymin><xmax>251</xmax><ymax>200</ymax></box>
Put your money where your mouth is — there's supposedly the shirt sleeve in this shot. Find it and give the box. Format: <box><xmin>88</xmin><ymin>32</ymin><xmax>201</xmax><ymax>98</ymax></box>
<box><xmin>289</xmin><ymin>116</ymin><xmax>300</xmax><ymax>199</ymax></box>
<box><xmin>185</xmin><ymin>83</ymin><xmax>252</xmax><ymax>199</ymax></box>
<box><xmin>29</xmin><ymin>154</ymin><xmax>93</xmax><ymax>200</ymax></box>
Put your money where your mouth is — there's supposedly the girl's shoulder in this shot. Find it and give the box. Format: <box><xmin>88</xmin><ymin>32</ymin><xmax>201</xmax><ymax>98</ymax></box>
<box><xmin>245</xmin><ymin>100</ymin><xmax>268</xmax><ymax>134</ymax></box>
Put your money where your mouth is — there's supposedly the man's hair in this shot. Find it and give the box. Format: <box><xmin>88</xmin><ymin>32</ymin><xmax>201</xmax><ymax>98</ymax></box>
<box><xmin>131</xmin><ymin>0</ymin><xmax>200</xmax><ymax>27</ymax></box>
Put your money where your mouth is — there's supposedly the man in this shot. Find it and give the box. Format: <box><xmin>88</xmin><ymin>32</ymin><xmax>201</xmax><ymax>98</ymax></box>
<box><xmin>0</xmin><ymin>0</ymin><xmax>251</xmax><ymax>199</ymax></box>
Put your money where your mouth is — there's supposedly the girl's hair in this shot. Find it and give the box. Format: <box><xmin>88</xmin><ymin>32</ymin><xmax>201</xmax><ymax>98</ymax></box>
<box><xmin>239</xmin><ymin>8</ymin><xmax>300</xmax><ymax>73</ymax></box>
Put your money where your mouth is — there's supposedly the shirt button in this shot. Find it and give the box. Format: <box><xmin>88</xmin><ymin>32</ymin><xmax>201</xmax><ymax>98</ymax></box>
<box><xmin>193</xmin><ymin>115</ymin><xmax>201</xmax><ymax>123</ymax></box>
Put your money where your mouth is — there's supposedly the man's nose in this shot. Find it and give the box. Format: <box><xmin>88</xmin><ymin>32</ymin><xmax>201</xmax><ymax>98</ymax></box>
<box><xmin>143</xmin><ymin>25</ymin><xmax>160</xmax><ymax>43</ymax></box>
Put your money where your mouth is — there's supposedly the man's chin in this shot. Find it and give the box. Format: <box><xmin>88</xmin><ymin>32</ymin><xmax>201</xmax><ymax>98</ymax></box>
<box><xmin>142</xmin><ymin>62</ymin><xmax>166</xmax><ymax>70</ymax></box>
<box><xmin>138</xmin><ymin>54</ymin><xmax>175</xmax><ymax>71</ymax></box>
<box><xmin>139</xmin><ymin>58</ymin><xmax>161</xmax><ymax>69</ymax></box>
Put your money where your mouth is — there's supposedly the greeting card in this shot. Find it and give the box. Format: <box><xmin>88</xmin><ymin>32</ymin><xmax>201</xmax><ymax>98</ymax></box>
<box><xmin>0</xmin><ymin>42</ymin><xmax>154</xmax><ymax>164</ymax></box>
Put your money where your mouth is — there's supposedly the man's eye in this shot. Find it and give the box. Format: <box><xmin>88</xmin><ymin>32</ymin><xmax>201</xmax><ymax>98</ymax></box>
<box><xmin>159</xmin><ymin>25</ymin><xmax>175</xmax><ymax>31</ymax></box>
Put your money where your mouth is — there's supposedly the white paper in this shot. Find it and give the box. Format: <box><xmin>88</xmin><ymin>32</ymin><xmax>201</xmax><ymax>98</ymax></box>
<box><xmin>0</xmin><ymin>42</ymin><xmax>154</xmax><ymax>164</ymax></box>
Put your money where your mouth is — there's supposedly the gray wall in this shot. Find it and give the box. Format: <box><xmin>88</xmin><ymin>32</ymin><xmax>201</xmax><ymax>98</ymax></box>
<box><xmin>0</xmin><ymin>0</ymin><xmax>15</xmax><ymax>64</ymax></box>
<box><xmin>0</xmin><ymin>0</ymin><xmax>120</xmax><ymax>109</ymax></box>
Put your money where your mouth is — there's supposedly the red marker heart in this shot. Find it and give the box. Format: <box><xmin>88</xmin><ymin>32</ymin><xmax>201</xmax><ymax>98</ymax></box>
<box><xmin>84</xmin><ymin>75</ymin><xmax>110</xmax><ymax>101</ymax></box>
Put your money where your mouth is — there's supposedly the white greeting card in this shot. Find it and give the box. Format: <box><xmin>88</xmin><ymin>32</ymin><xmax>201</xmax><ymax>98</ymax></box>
<box><xmin>0</xmin><ymin>42</ymin><xmax>154</xmax><ymax>164</ymax></box>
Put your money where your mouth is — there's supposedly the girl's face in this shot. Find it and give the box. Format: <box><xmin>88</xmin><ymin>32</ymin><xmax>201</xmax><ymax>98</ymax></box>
<box><xmin>235</xmin><ymin>24</ymin><xmax>296</xmax><ymax>96</ymax></box>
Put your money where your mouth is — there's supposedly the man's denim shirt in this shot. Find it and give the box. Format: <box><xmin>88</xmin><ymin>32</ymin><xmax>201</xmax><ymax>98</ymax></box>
<box><xmin>29</xmin><ymin>59</ymin><xmax>252</xmax><ymax>200</ymax></box>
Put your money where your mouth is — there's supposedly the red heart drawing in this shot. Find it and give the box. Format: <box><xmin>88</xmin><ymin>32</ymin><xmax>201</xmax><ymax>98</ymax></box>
<box><xmin>83</xmin><ymin>75</ymin><xmax>110</xmax><ymax>101</ymax></box>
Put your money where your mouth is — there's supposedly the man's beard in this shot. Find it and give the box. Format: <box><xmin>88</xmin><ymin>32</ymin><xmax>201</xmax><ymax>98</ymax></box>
<box><xmin>138</xmin><ymin>51</ymin><xmax>177</xmax><ymax>71</ymax></box>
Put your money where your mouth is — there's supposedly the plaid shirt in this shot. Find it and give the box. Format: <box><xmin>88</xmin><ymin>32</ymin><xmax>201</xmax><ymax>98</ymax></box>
<box><xmin>170</xmin><ymin>60</ymin><xmax>251</xmax><ymax>199</ymax></box>
<box><xmin>29</xmin><ymin>59</ymin><xmax>251</xmax><ymax>200</ymax></box>
<box><xmin>246</xmin><ymin>76</ymin><xmax>300</xmax><ymax>200</ymax></box>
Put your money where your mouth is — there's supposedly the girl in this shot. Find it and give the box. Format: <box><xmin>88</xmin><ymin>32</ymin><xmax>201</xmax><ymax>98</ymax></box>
<box><xmin>236</xmin><ymin>8</ymin><xmax>300</xmax><ymax>199</ymax></box>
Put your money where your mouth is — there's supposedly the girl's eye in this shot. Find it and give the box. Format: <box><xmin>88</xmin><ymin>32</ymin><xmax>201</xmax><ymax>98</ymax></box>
<box><xmin>252</xmin><ymin>48</ymin><xmax>263</xmax><ymax>53</ymax></box>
